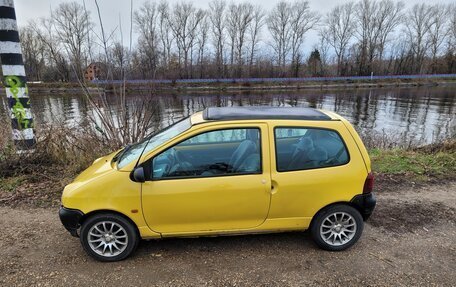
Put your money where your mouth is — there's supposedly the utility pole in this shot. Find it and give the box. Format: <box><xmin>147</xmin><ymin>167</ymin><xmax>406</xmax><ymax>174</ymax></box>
<box><xmin>0</xmin><ymin>0</ymin><xmax>35</xmax><ymax>151</ymax></box>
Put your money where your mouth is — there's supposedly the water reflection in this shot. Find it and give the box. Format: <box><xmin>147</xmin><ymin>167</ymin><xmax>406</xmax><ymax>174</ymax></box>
<box><xmin>2</xmin><ymin>86</ymin><xmax>455</xmax><ymax>144</ymax></box>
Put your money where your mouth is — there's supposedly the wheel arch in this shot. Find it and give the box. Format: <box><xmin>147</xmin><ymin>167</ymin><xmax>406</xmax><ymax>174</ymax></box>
<box><xmin>79</xmin><ymin>209</ymin><xmax>140</xmax><ymax>236</ymax></box>
<box><xmin>309</xmin><ymin>201</ymin><xmax>364</xmax><ymax>229</ymax></box>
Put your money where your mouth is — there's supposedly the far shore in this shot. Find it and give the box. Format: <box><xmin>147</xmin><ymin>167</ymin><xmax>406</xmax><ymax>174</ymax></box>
<box><xmin>2</xmin><ymin>76</ymin><xmax>456</xmax><ymax>95</ymax></box>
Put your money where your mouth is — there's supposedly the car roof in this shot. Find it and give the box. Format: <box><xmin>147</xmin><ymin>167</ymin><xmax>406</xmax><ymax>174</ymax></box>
<box><xmin>201</xmin><ymin>107</ymin><xmax>332</xmax><ymax>121</ymax></box>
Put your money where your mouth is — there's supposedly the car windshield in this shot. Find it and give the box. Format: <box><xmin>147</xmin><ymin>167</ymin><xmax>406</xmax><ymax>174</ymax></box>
<box><xmin>116</xmin><ymin>117</ymin><xmax>192</xmax><ymax>169</ymax></box>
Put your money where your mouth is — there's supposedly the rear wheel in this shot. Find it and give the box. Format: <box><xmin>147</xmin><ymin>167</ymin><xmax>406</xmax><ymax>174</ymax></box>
<box><xmin>80</xmin><ymin>213</ymin><xmax>139</xmax><ymax>262</ymax></box>
<box><xmin>310</xmin><ymin>204</ymin><xmax>363</xmax><ymax>251</ymax></box>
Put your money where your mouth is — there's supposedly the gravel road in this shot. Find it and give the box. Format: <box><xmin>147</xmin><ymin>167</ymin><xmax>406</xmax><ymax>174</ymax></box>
<box><xmin>1</xmin><ymin>182</ymin><xmax>455</xmax><ymax>286</ymax></box>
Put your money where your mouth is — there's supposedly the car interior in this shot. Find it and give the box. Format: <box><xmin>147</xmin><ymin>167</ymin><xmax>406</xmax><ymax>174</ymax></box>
<box><xmin>147</xmin><ymin>127</ymin><xmax>349</xmax><ymax>179</ymax></box>
<box><xmin>275</xmin><ymin>129</ymin><xmax>349</xmax><ymax>171</ymax></box>
<box><xmin>150</xmin><ymin>129</ymin><xmax>262</xmax><ymax>179</ymax></box>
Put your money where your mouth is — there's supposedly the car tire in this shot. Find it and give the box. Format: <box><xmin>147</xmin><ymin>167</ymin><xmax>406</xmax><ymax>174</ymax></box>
<box><xmin>310</xmin><ymin>204</ymin><xmax>364</xmax><ymax>251</ymax></box>
<box><xmin>80</xmin><ymin>213</ymin><xmax>139</xmax><ymax>262</ymax></box>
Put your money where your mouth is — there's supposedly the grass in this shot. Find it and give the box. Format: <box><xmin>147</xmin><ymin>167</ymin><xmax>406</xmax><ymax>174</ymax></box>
<box><xmin>0</xmin><ymin>176</ymin><xmax>25</xmax><ymax>193</ymax></box>
<box><xmin>370</xmin><ymin>140</ymin><xmax>456</xmax><ymax>182</ymax></box>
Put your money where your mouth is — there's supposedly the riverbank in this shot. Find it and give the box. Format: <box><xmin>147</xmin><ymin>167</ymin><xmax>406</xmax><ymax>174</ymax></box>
<box><xmin>12</xmin><ymin>75</ymin><xmax>456</xmax><ymax>94</ymax></box>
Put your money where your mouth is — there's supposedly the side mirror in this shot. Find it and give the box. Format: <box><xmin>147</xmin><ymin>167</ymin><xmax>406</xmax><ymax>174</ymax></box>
<box><xmin>131</xmin><ymin>167</ymin><xmax>145</xmax><ymax>183</ymax></box>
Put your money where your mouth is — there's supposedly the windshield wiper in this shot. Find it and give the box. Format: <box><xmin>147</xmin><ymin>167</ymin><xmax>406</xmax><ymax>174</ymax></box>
<box><xmin>112</xmin><ymin>144</ymin><xmax>132</xmax><ymax>163</ymax></box>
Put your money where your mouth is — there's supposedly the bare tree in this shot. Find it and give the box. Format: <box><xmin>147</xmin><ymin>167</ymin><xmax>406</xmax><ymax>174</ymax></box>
<box><xmin>169</xmin><ymin>2</ymin><xmax>204</xmax><ymax>78</ymax></box>
<box><xmin>268</xmin><ymin>1</ymin><xmax>318</xmax><ymax>76</ymax></box>
<box><xmin>196</xmin><ymin>13</ymin><xmax>209</xmax><ymax>78</ymax></box>
<box><xmin>209</xmin><ymin>0</ymin><xmax>226</xmax><ymax>78</ymax></box>
<box><xmin>375</xmin><ymin>0</ymin><xmax>404</xmax><ymax>73</ymax></box>
<box><xmin>134</xmin><ymin>1</ymin><xmax>160</xmax><ymax>78</ymax></box>
<box><xmin>389</xmin><ymin>40</ymin><xmax>411</xmax><ymax>74</ymax></box>
<box><xmin>450</xmin><ymin>4</ymin><xmax>456</xmax><ymax>46</ymax></box>
<box><xmin>354</xmin><ymin>0</ymin><xmax>376</xmax><ymax>75</ymax></box>
<box><xmin>428</xmin><ymin>4</ymin><xmax>450</xmax><ymax>72</ymax></box>
<box><xmin>158</xmin><ymin>1</ymin><xmax>173</xmax><ymax>70</ymax></box>
<box><xmin>52</xmin><ymin>1</ymin><xmax>92</xmax><ymax>80</ymax></box>
<box><xmin>354</xmin><ymin>0</ymin><xmax>404</xmax><ymax>75</ymax></box>
<box><xmin>321</xmin><ymin>2</ymin><xmax>356</xmax><ymax>75</ymax></box>
<box><xmin>447</xmin><ymin>4</ymin><xmax>456</xmax><ymax>73</ymax></box>
<box><xmin>20</xmin><ymin>25</ymin><xmax>45</xmax><ymax>81</ymax></box>
<box><xmin>17</xmin><ymin>0</ymin><xmax>456</xmax><ymax>80</ymax></box>
<box><xmin>316</xmin><ymin>33</ymin><xmax>331</xmax><ymax>74</ymax></box>
<box><xmin>236</xmin><ymin>3</ymin><xmax>254</xmax><ymax>76</ymax></box>
<box><xmin>267</xmin><ymin>1</ymin><xmax>292</xmax><ymax>74</ymax></box>
<box><xmin>110</xmin><ymin>41</ymin><xmax>129</xmax><ymax>79</ymax></box>
<box><xmin>225</xmin><ymin>3</ymin><xmax>240</xmax><ymax>76</ymax></box>
<box><xmin>30</xmin><ymin>17</ymin><xmax>70</xmax><ymax>81</ymax></box>
<box><xmin>289</xmin><ymin>1</ymin><xmax>320</xmax><ymax>76</ymax></box>
<box><xmin>247</xmin><ymin>5</ymin><xmax>265</xmax><ymax>75</ymax></box>
<box><xmin>404</xmin><ymin>3</ymin><xmax>434</xmax><ymax>73</ymax></box>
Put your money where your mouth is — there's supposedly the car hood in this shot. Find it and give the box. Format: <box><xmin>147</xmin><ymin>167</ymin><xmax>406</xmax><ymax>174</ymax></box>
<box><xmin>63</xmin><ymin>151</ymin><xmax>119</xmax><ymax>196</ymax></box>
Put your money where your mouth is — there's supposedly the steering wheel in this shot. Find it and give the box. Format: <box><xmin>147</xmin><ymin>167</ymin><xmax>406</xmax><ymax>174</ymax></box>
<box><xmin>168</xmin><ymin>148</ymin><xmax>195</xmax><ymax>176</ymax></box>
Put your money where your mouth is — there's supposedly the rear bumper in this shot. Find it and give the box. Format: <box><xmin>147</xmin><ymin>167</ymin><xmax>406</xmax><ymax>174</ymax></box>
<box><xmin>350</xmin><ymin>193</ymin><xmax>376</xmax><ymax>220</ymax></box>
<box><xmin>59</xmin><ymin>206</ymin><xmax>84</xmax><ymax>237</ymax></box>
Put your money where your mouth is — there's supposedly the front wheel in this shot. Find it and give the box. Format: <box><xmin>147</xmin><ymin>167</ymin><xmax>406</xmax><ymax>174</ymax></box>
<box><xmin>310</xmin><ymin>204</ymin><xmax>364</xmax><ymax>251</ymax></box>
<box><xmin>80</xmin><ymin>213</ymin><xmax>139</xmax><ymax>262</ymax></box>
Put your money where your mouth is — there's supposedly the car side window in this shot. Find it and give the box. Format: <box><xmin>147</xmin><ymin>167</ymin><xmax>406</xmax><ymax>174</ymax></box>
<box><xmin>275</xmin><ymin>127</ymin><xmax>349</xmax><ymax>172</ymax></box>
<box><xmin>150</xmin><ymin>128</ymin><xmax>262</xmax><ymax>179</ymax></box>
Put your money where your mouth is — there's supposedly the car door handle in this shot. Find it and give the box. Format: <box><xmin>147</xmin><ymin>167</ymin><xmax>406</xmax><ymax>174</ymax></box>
<box><xmin>270</xmin><ymin>180</ymin><xmax>278</xmax><ymax>194</ymax></box>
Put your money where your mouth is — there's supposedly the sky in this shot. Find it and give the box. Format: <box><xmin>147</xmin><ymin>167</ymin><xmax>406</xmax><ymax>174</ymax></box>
<box><xmin>13</xmin><ymin>0</ymin><xmax>456</xmax><ymax>54</ymax></box>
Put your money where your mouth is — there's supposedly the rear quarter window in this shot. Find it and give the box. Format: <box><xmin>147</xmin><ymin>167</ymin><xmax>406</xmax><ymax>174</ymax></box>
<box><xmin>274</xmin><ymin>127</ymin><xmax>350</xmax><ymax>172</ymax></box>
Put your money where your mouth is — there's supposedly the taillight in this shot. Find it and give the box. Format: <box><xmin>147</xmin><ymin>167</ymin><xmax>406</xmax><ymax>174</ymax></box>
<box><xmin>363</xmin><ymin>173</ymin><xmax>374</xmax><ymax>194</ymax></box>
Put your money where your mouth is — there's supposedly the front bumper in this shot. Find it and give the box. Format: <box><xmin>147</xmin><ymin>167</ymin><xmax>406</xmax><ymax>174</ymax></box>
<box><xmin>59</xmin><ymin>206</ymin><xmax>84</xmax><ymax>237</ymax></box>
<box><xmin>350</xmin><ymin>193</ymin><xmax>376</xmax><ymax>220</ymax></box>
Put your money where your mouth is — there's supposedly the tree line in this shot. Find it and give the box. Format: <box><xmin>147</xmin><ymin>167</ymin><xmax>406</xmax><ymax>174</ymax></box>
<box><xmin>18</xmin><ymin>0</ymin><xmax>456</xmax><ymax>82</ymax></box>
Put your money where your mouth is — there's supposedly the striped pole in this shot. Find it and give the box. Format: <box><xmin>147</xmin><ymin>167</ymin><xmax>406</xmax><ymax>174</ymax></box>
<box><xmin>0</xmin><ymin>0</ymin><xmax>35</xmax><ymax>150</ymax></box>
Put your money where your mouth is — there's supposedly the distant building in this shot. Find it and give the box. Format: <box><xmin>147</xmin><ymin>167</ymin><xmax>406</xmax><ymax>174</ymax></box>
<box><xmin>84</xmin><ymin>62</ymin><xmax>105</xmax><ymax>81</ymax></box>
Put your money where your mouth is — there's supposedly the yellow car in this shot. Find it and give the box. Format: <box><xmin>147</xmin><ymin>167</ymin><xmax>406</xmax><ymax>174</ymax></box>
<box><xmin>59</xmin><ymin>107</ymin><xmax>376</xmax><ymax>261</ymax></box>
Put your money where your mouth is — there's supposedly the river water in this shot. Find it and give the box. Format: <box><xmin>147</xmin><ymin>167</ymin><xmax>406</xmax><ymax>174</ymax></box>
<box><xmin>4</xmin><ymin>85</ymin><xmax>456</xmax><ymax>145</ymax></box>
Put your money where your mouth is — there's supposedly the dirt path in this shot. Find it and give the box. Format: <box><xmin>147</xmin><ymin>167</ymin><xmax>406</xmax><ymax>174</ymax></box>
<box><xmin>1</xmin><ymin>182</ymin><xmax>455</xmax><ymax>286</ymax></box>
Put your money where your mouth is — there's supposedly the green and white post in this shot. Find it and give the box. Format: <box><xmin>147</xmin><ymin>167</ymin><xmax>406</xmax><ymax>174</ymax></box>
<box><xmin>0</xmin><ymin>0</ymin><xmax>35</xmax><ymax>150</ymax></box>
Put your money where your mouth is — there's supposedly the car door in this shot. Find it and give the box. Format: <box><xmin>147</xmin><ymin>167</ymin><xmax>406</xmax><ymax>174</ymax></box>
<box><xmin>140</xmin><ymin>123</ymin><xmax>271</xmax><ymax>234</ymax></box>
<box><xmin>268</xmin><ymin>122</ymin><xmax>367</xmax><ymax>221</ymax></box>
